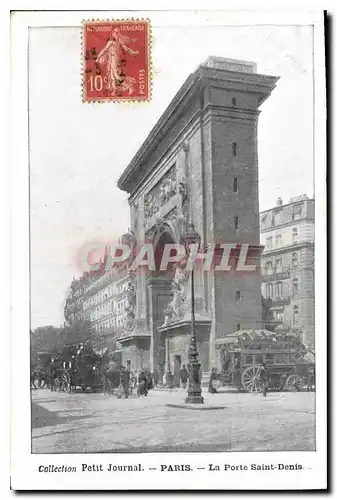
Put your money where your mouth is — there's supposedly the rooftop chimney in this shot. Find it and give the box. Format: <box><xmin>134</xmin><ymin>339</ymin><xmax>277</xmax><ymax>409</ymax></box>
<box><xmin>276</xmin><ymin>197</ymin><xmax>283</xmax><ymax>206</ymax></box>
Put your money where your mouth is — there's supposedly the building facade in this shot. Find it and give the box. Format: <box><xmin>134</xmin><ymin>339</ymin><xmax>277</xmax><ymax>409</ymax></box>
<box><xmin>117</xmin><ymin>56</ymin><xmax>279</xmax><ymax>375</ymax></box>
<box><xmin>64</xmin><ymin>240</ymin><xmax>142</xmax><ymax>362</ymax></box>
<box><xmin>260</xmin><ymin>195</ymin><xmax>315</xmax><ymax>348</ymax></box>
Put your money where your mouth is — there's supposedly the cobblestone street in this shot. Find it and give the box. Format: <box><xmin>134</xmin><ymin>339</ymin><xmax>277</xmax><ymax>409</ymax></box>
<box><xmin>31</xmin><ymin>388</ymin><xmax>315</xmax><ymax>454</ymax></box>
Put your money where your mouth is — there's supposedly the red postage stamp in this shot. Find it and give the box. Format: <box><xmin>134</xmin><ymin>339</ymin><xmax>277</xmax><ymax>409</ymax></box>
<box><xmin>82</xmin><ymin>19</ymin><xmax>151</xmax><ymax>102</ymax></box>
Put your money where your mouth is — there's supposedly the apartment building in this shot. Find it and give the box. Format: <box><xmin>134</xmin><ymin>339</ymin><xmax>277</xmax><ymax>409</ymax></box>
<box><xmin>260</xmin><ymin>195</ymin><xmax>315</xmax><ymax>347</ymax></box>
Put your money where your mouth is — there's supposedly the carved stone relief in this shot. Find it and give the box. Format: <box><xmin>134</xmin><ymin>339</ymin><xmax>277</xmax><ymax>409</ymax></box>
<box><xmin>162</xmin><ymin>258</ymin><xmax>190</xmax><ymax>326</ymax></box>
<box><xmin>144</xmin><ymin>165</ymin><xmax>177</xmax><ymax>220</ymax></box>
<box><xmin>125</xmin><ymin>271</ymin><xmax>137</xmax><ymax>330</ymax></box>
<box><xmin>131</xmin><ymin>202</ymin><xmax>139</xmax><ymax>232</ymax></box>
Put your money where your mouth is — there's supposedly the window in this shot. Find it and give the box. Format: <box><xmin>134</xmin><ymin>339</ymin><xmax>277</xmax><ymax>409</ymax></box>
<box><xmin>293</xmin><ymin>204</ymin><xmax>303</xmax><ymax>221</ymax></box>
<box><xmin>266</xmin><ymin>283</ymin><xmax>273</xmax><ymax>299</ymax></box>
<box><xmin>271</xmin><ymin>214</ymin><xmax>275</xmax><ymax>227</ymax></box>
<box><xmin>275</xmin><ymin>235</ymin><xmax>282</xmax><ymax>247</ymax></box>
<box><xmin>234</xmin><ymin>216</ymin><xmax>239</xmax><ymax>230</ymax></box>
<box><xmin>255</xmin><ymin>355</ymin><xmax>264</xmax><ymax>364</ymax></box>
<box><xmin>244</xmin><ymin>355</ymin><xmax>253</xmax><ymax>365</ymax></box>
<box><xmin>292</xmin><ymin>227</ymin><xmax>298</xmax><ymax>243</ymax></box>
<box><xmin>292</xmin><ymin>252</ymin><xmax>298</xmax><ymax>267</ymax></box>
<box><xmin>266</xmin><ymin>261</ymin><xmax>273</xmax><ymax>275</ymax></box>
<box><xmin>275</xmin><ymin>259</ymin><xmax>282</xmax><ymax>272</ymax></box>
<box><xmin>275</xmin><ymin>311</ymin><xmax>284</xmax><ymax>322</ymax></box>
<box><xmin>275</xmin><ymin>354</ymin><xmax>289</xmax><ymax>364</ymax></box>
<box><xmin>274</xmin><ymin>211</ymin><xmax>281</xmax><ymax>226</ymax></box>
<box><xmin>292</xmin><ymin>278</ymin><xmax>299</xmax><ymax>295</ymax></box>
<box><xmin>293</xmin><ymin>305</ymin><xmax>299</xmax><ymax>325</ymax></box>
<box><xmin>261</xmin><ymin>214</ymin><xmax>267</xmax><ymax>229</ymax></box>
<box><xmin>265</xmin><ymin>353</ymin><xmax>275</xmax><ymax>364</ymax></box>
<box><xmin>232</xmin><ymin>142</ymin><xmax>237</xmax><ymax>157</ymax></box>
<box><xmin>232</xmin><ymin>97</ymin><xmax>237</xmax><ymax>106</ymax></box>
<box><xmin>266</xmin><ymin>237</ymin><xmax>273</xmax><ymax>250</ymax></box>
<box><xmin>275</xmin><ymin>281</ymin><xmax>283</xmax><ymax>299</ymax></box>
<box><xmin>233</xmin><ymin>178</ymin><xmax>238</xmax><ymax>192</ymax></box>
<box><xmin>236</xmin><ymin>290</ymin><xmax>242</xmax><ymax>302</ymax></box>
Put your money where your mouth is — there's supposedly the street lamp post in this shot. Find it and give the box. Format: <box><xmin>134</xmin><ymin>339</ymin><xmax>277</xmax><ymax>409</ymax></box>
<box><xmin>183</xmin><ymin>221</ymin><xmax>204</xmax><ymax>404</ymax></box>
<box><xmin>166</xmin><ymin>330</ymin><xmax>173</xmax><ymax>388</ymax></box>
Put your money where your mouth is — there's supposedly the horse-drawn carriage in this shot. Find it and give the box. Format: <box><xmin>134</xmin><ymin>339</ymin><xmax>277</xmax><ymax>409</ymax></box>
<box><xmin>49</xmin><ymin>342</ymin><xmax>102</xmax><ymax>393</ymax></box>
<box><xmin>31</xmin><ymin>352</ymin><xmax>56</xmax><ymax>389</ymax></box>
<box><xmin>218</xmin><ymin>329</ymin><xmax>315</xmax><ymax>393</ymax></box>
<box><xmin>100</xmin><ymin>351</ymin><xmax>136</xmax><ymax>396</ymax></box>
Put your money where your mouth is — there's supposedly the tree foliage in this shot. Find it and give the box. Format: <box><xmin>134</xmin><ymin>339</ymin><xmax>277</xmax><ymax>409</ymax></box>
<box><xmin>30</xmin><ymin>319</ymin><xmax>95</xmax><ymax>365</ymax></box>
<box><xmin>30</xmin><ymin>325</ymin><xmax>64</xmax><ymax>366</ymax></box>
<box><xmin>63</xmin><ymin>319</ymin><xmax>94</xmax><ymax>345</ymax></box>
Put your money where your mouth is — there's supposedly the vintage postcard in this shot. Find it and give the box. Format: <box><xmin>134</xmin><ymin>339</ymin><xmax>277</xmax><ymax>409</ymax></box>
<box><xmin>10</xmin><ymin>6</ymin><xmax>327</xmax><ymax>491</ymax></box>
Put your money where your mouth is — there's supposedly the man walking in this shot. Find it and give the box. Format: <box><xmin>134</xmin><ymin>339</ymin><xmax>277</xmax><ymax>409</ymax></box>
<box><xmin>179</xmin><ymin>364</ymin><xmax>189</xmax><ymax>389</ymax></box>
<box><xmin>153</xmin><ymin>368</ymin><xmax>159</xmax><ymax>387</ymax></box>
<box><xmin>208</xmin><ymin>367</ymin><xmax>218</xmax><ymax>394</ymax></box>
<box><xmin>119</xmin><ymin>365</ymin><xmax>130</xmax><ymax>399</ymax></box>
<box><xmin>260</xmin><ymin>362</ymin><xmax>269</xmax><ymax>397</ymax></box>
<box><xmin>137</xmin><ymin>370</ymin><xmax>148</xmax><ymax>396</ymax></box>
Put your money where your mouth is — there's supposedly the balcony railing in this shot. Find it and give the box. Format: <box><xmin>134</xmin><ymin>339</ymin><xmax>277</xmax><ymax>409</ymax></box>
<box><xmin>268</xmin><ymin>297</ymin><xmax>291</xmax><ymax>307</ymax></box>
<box><xmin>261</xmin><ymin>267</ymin><xmax>291</xmax><ymax>281</ymax></box>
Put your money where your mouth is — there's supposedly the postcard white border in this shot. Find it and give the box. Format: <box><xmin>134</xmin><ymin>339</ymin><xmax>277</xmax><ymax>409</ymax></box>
<box><xmin>10</xmin><ymin>6</ymin><xmax>327</xmax><ymax>491</ymax></box>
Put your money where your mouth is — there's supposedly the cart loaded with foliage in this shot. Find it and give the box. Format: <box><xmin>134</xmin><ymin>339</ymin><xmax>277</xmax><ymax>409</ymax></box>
<box><xmin>217</xmin><ymin>329</ymin><xmax>315</xmax><ymax>393</ymax></box>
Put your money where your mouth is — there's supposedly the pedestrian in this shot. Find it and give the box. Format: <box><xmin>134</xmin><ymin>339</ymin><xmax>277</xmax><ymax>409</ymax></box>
<box><xmin>179</xmin><ymin>364</ymin><xmax>189</xmax><ymax>389</ymax></box>
<box><xmin>260</xmin><ymin>362</ymin><xmax>269</xmax><ymax>397</ymax></box>
<box><xmin>307</xmin><ymin>367</ymin><xmax>315</xmax><ymax>392</ymax></box>
<box><xmin>165</xmin><ymin>369</ymin><xmax>173</xmax><ymax>388</ymax></box>
<box><xmin>118</xmin><ymin>365</ymin><xmax>130</xmax><ymax>399</ymax></box>
<box><xmin>131</xmin><ymin>369</ymin><xmax>137</xmax><ymax>390</ymax></box>
<box><xmin>208</xmin><ymin>367</ymin><xmax>218</xmax><ymax>394</ymax></box>
<box><xmin>137</xmin><ymin>370</ymin><xmax>148</xmax><ymax>396</ymax></box>
<box><xmin>232</xmin><ymin>357</ymin><xmax>241</xmax><ymax>389</ymax></box>
<box><xmin>145</xmin><ymin>368</ymin><xmax>153</xmax><ymax>391</ymax></box>
<box><xmin>173</xmin><ymin>369</ymin><xmax>180</xmax><ymax>388</ymax></box>
<box><xmin>153</xmin><ymin>368</ymin><xmax>159</xmax><ymax>387</ymax></box>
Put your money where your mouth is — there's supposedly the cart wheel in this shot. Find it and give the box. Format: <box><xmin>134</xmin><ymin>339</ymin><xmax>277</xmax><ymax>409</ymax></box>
<box><xmin>285</xmin><ymin>374</ymin><xmax>302</xmax><ymax>392</ymax></box>
<box><xmin>241</xmin><ymin>366</ymin><xmax>263</xmax><ymax>393</ymax></box>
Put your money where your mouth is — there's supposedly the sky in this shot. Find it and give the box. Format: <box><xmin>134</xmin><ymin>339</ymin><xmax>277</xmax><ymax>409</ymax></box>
<box><xmin>29</xmin><ymin>23</ymin><xmax>314</xmax><ymax>329</ymax></box>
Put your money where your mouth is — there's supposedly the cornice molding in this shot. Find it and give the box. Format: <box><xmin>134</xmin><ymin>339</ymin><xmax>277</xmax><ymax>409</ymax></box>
<box><xmin>117</xmin><ymin>61</ymin><xmax>278</xmax><ymax>195</ymax></box>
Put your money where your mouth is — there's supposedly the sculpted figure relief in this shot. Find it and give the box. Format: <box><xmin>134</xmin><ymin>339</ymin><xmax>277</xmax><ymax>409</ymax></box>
<box><xmin>179</xmin><ymin>179</ymin><xmax>188</xmax><ymax>206</ymax></box>
<box><xmin>161</xmin><ymin>258</ymin><xmax>189</xmax><ymax>326</ymax></box>
<box><xmin>144</xmin><ymin>171</ymin><xmax>177</xmax><ymax>220</ymax></box>
<box><xmin>144</xmin><ymin>194</ymin><xmax>159</xmax><ymax>219</ymax></box>
<box><xmin>125</xmin><ymin>274</ymin><xmax>136</xmax><ymax>329</ymax></box>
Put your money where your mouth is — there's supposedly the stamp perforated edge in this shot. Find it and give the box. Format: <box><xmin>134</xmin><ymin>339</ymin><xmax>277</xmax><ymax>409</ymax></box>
<box><xmin>81</xmin><ymin>18</ymin><xmax>152</xmax><ymax>104</ymax></box>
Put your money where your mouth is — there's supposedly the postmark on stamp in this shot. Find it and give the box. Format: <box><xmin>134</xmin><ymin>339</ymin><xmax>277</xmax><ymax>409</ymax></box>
<box><xmin>82</xmin><ymin>19</ymin><xmax>151</xmax><ymax>102</ymax></box>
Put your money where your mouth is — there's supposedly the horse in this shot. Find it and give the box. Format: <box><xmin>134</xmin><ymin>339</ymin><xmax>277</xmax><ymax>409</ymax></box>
<box><xmin>30</xmin><ymin>368</ymin><xmax>47</xmax><ymax>389</ymax></box>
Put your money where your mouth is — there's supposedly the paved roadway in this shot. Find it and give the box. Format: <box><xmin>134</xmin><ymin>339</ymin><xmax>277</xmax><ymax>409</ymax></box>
<box><xmin>31</xmin><ymin>388</ymin><xmax>315</xmax><ymax>454</ymax></box>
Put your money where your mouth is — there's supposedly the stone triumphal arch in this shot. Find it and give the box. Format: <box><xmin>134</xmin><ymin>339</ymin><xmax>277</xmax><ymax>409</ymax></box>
<box><xmin>117</xmin><ymin>56</ymin><xmax>278</xmax><ymax>378</ymax></box>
